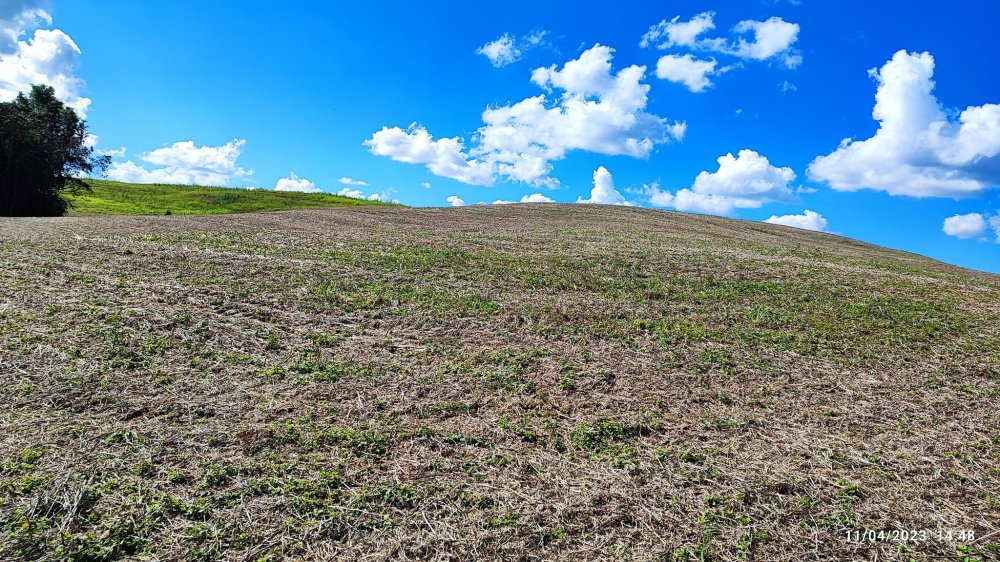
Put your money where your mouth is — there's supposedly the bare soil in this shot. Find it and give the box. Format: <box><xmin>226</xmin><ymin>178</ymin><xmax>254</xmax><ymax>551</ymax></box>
<box><xmin>1</xmin><ymin>205</ymin><xmax>998</xmax><ymax>561</ymax></box>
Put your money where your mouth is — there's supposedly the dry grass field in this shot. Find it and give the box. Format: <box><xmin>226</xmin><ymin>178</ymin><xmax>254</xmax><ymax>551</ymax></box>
<box><xmin>1</xmin><ymin>204</ymin><xmax>998</xmax><ymax>561</ymax></box>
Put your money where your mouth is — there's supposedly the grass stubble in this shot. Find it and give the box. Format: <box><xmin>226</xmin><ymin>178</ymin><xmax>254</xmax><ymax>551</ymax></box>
<box><xmin>1</xmin><ymin>204</ymin><xmax>998</xmax><ymax>561</ymax></box>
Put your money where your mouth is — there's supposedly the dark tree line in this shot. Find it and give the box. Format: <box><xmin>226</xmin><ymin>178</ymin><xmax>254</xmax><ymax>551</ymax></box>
<box><xmin>0</xmin><ymin>84</ymin><xmax>109</xmax><ymax>216</ymax></box>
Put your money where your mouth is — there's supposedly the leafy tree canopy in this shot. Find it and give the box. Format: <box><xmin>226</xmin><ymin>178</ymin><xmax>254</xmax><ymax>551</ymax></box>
<box><xmin>0</xmin><ymin>84</ymin><xmax>109</xmax><ymax>216</ymax></box>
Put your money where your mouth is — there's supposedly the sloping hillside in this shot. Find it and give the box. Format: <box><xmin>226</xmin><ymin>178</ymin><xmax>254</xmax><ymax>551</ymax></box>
<box><xmin>1</xmin><ymin>205</ymin><xmax>997</xmax><ymax>561</ymax></box>
<box><xmin>65</xmin><ymin>180</ymin><xmax>395</xmax><ymax>215</ymax></box>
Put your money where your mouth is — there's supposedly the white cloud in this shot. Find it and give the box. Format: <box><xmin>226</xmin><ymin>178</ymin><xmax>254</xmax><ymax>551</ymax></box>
<box><xmin>0</xmin><ymin>2</ymin><xmax>48</xmax><ymax>52</ymax></box>
<box><xmin>728</xmin><ymin>17</ymin><xmax>801</xmax><ymax>67</ymax></box>
<box><xmin>422</xmin><ymin>182</ymin><xmax>432</xmax><ymax>189</ymax></box>
<box><xmin>364</xmin><ymin>124</ymin><xmax>496</xmax><ymax>186</ymax></box>
<box><xmin>328</xmin><ymin>184</ymin><xmax>398</xmax><ymax>203</ymax></box>
<box><xmin>520</xmin><ymin>192</ymin><xmax>554</xmax><ymax>203</ymax></box>
<box><xmin>0</xmin><ymin>21</ymin><xmax>92</xmax><ymax>117</ymax></box>
<box><xmin>275</xmin><ymin>172</ymin><xmax>321</xmax><ymax>193</ymax></box>
<box><xmin>367</xmin><ymin>45</ymin><xmax>684</xmax><ymax>188</ymax></box>
<box><xmin>82</xmin><ymin>133</ymin><xmax>125</xmax><ymax>156</ymax></box>
<box><xmin>366</xmin><ymin>192</ymin><xmax>400</xmax><ymax>203</ymax></box>
<box><xmin>640</xmin><ymin>13</ymin><xmax>801</xmax><ymax>68</ymax></box>
<box><xmin>338</xmin><ymin>177</ymin><xmax>368</xmax><ymax>186</ymax></box>
<box><xmin>647</xmin><ymin>149</ymin><xmax>796</xmax><ymax>215</ymax></box>
<box><xmin>655</xmin><ymin>54</ymin><xmax>718</xmax><ymax>92</ymax></box>
<box><xmin>336</xmin><ymin>187</ymin><xmax>365</xmax><ymax>199</ymax></box>
<box><xmin>477</xmin><ymin>33</ymin><xmax>520</xmax><ymax>68</ymax></box>
<box><xmin>97</xmin><ymin>146</ymin><xmax>126</xmax><ymax>157</ymax></box>
<box><xmin>107</xmin><ymin>139</ymin><xmax>250</xmax><ymax>186</ymax></box>
<box><xmin>764</xmin><ymin>209</ymin><xmax>828</xmax><ymax>232</ymax></box>
<box><xmin>577</xmin><ymin>166</ymin><xmax>631</xmax><ymax>206</ymax></box>
<box><xmin>991</xmin><ymin>216</ymin><xmax>1000</xmax><ymax>241</ymax></box>
<box><xmin>640</xmin><ymin>12</ymin><xmax>717</xmax><ymax>49</ymax></box>
<box><xmin>808</xmin><ymin>50</ymin><xmax>1000</xmax><ymax>198</ymax></box>
<box><xmin>493</xmin><ymin>192</ymin><xmax>556</xmax><ymax>205</ymax></box>
<box><xmin>942</xmin><ymin>213</ymin><xmax>987</xmax><ymax>239</ymax></box>
<box><xmin>446</xmin><ymin>195</ymin><xmax>466</xmax><ymax>207</ymax></box>
<box><xmin>476</xmin><ymin>30</ymin><xmax>550</xmax><ymax>68</ymax></box>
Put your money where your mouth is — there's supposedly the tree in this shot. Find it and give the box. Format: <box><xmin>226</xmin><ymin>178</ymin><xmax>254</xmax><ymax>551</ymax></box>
<box><xmin>0</xmin><ymin>84</ymin><xmax>109</xmax><ymax>216</ymax></box>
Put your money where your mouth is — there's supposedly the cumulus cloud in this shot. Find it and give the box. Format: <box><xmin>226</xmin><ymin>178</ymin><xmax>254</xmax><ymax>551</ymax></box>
<box><xmin>640</xmin><ymin>13</ymin><xmax>800</xmax><ymax>67</ymax></box>
<box><xmin>764</xmin><ymin>209</ymin><xmax>828</xmax><ymax>232</ymax></box>
<box><xmin>655</xmin><ymin>54</ymin><xmax>718</xmax><ymax>92</ymax></box>
<box><xmin>275</xmin><ymin>172</ymin><xmax>321</xmax><ymax>193</ymax></box>
<box><xmin>640</xmin><ymin>12</ymin><xmax>717</xmax><ymax>49</ymax></box>
<box><xmin>577</xmin><ymin>166</ymin><xmax>631</xmax><ymax>206</ymax></box>
<box><xmin>367</xmin><ymin>44</ymin><xmax>684</xmax><ymax>188</ymax></box>
<box><xmin>0</xmin><ymin>1</ymin><xmax>48</xmax><ymax>52</ymax></box>
<box><xmin>365</xmin><ymin>124</ymin><xmax>496</xmax><ymax>186</ymax></box>
<box><xmin>519</xmin><ymin>192</ymin><xmax>554</xmax><ymax>203</ymax></box>
<box><xmin>492</xmin><ymin>192</ymin><xmax>556</xmax><ymax>205</ymax></box>
<box><xmin>107</xmin><ymin>139</ymin><xmax>251</xmax><ymax>186</ymax></box>
<box><xmin>942</xmin><ymin>213</ymin><xmax>987</xmax><ymax>239</ymax></box>
<box><xmin>338</xmin><ymin>177</ymin><xmax>368</xmax><ymax>186</ymax></box>
<box><xmin>477</xmin><ymin>34</ymin><xmax>519</xmax><ymax>67</ymax></box>
<box><xmin>0</xmin><ymin>13</ymin><xmax>92</xmax><ymax>117</ymax></box>
<box><xmin>446</xmin><ymin>195</ymin><xmax>466</xmax><ymax>207</ymax></box>
<box><xmin>330</xmin><ymin>185</ymin><xmax>398</xmax><ymax>203</ymax></box>
<box><xmin>809</xmin><ymin>50</ymin><xmax>1000</xmax><ymax>198</ymax></box>
<box><xmin>727</xmin><ymin>17</ymin><xmax>801</xmax><ymax>68</ymax></box>
<box><xmin>647</xmin><ymin>149</ymin><xmax>796</xmax><ymax>215</ymax></box>
<box><xmin>422</xmin><ymin>182</ymin><xmax>431</xmax><ymax>189</ymax></box>
<box><xmin>476</xmin><ymin>30</ymin><xmax>549</xmax><ymax>68</ymax></box>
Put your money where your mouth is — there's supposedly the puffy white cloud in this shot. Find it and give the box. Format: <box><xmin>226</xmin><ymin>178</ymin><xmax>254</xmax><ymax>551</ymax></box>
<box><xmin>328</xmin><ymin>184</ymin><xmax>398</xmax><ymax>203</ymax></box>
<box><xmin>492</xmin><ymin>192</ymin><xmax>556</xmax><ymax>205</ymax></box>
<box><xmin>728</xmin><ymin>17</ymin><xmax>801</xmax><ymax>68</ymax></box>
<box><xmin>942</xmin><ymin>213</ymin><xmax>987</xmax><ymax>239</ymax></box>
<box><xmin>764</xmin><ymin>209</ymin><xmax>828</xmax><ymax>232</ymax></box>
<box><xmin>275</xmin><ymin>172</ymin><xmax>321</xmax><ymax>193</ymax></box>
<box><xmin>476</xmin><ymin>30</ymin><xmax>550</xmax><ymax>68</ymax></box>
<box><xmin>336</xmin><ymin>187</ymin><xmax>365</xmax><ymax>198</ymax></box>
<box><xmin>366</xmin><ymin>192</ymin><xmax>398</xmax><ymax>203</ymax></box>
<box><xmin>481</xmin><ymin>44</ymin><xmax>683</xmax><ymax>186</ymax></box>
<box><xmin>477</xmin><ymin>33</ymin><xmax>519</xmax><ymax>67</ymax></box>
<box><xmin>107</xmin><ymin>139</ymin><xmax>250</xmax><ymax>186</ymax></box>
<box><xmin>520</xmin><ymin>192</ymin><xmax>554</xmax><ymax>203</ymax></box>
<box><xmin>577</xmin><ymin>166</ymin><xmax>631</xmax><ymax>206</ymax></box>
<box><xmin>0</xmin><ymin>24</ymin><xmax>92</xmax><ymax>117</ymax></box>
<box><xmin>640</xmin><ymin>12</ymin><xmax>717</xmax><ymax>49</ymax></box>
<box><xmin>338</xmin><ymin>177</ymin><xmax>368</xmax><ymax>186</ymax></box>
<box><xmin>0</xmin><ymin>1</ymin><xmax>48</xmax><ymax>52</ymax></box>
<box><xmin>367</xmin><ymin>45</ymin><xmax>684</xmax><ymax>188</ymax></box>
<box><xmin>647</xmin><ymin>149</ymin><xmax>796</xmax><ymax>215</ymax></box>
<box><xmin>640</xmin><ymin>13</ymin><xmax>801</xmax><ymax>68</ymax></box>
<box><xmin>809</xmin><ymin>50</ymin><xmax>1000</xmax><ymax>198</ymax></box>
<box><xmin>82</xmin><ymin>133</ymin><xmax>125</xmax><ymax>157</ymax></box>
<box><xmin>421</xmin><ymin>182</ymin><xmax>431</xmax><ymax>189</ymax></box>
<box><xmin>655</xmin><ymin>54</ymin><xmax>718</xmax><ymax>92</ymax></box>
<box><xmin>446</xmin><ymin>195</ymin><xmax>466</xmax><ymax>207</ymax></box>
<box><xmin>991</xmin><ymin>216</ymin><xmax>1000</xmax><ymax>240</ymax></box>
<box><xmin>364</xmin><ymin>124</ymin><xmax>496</xmax><ymax>186</ymax></box>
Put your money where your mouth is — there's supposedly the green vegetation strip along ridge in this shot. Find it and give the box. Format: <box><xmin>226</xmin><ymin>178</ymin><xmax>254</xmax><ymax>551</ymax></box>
<box><xmin>66</xmin><ymin>179</ymin><xmax>398</xmax><ymax>215</ymax></box>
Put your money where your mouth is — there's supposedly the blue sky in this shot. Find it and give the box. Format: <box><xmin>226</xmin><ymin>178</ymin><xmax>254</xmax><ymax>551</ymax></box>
<box><xmin>2</xmin><ymin>1</ymin><xmax>1000</xmax><ymax>273</ymax></box>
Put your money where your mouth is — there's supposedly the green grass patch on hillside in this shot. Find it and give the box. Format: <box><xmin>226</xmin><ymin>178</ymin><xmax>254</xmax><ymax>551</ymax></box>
<box><xmin>66</xmin><ymin>179</ymin><xmax>398</xmax><ymax>215</ymax></box>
